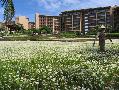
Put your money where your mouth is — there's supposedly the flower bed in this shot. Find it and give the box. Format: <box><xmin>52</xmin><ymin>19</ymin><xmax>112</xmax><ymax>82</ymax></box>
<box><xmin>0</xmin><ymin>41</ymin><xmax>119</xmax><ymax>90</ymax></box>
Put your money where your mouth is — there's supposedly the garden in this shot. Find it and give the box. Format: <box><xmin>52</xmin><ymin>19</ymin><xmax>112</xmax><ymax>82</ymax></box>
<box><xmin>0</xmin><ymin>41</ymin><xmax>119</xmax><ymax>90</ymax></box>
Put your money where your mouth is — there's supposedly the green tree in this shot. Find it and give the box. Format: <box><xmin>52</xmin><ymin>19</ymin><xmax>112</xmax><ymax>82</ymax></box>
<box><xmin>14</xmin><ymin>24</ymin><xmax>24</xmax><ymax>34</ymax></box>
<box><xmin>30</xmin><ymin>28</ymin><xmax>41</xmax><ymax>36</ymax></box>
<box><xmin>40</xmin><ymin>25</ymin><xmax>52</xmax><ymax>34</ymax></box>
<box><xmin>0</xmin><ymin>0</ymin><xmax>15</xmax><ymax>23</ymax></box>
<box><xmin>37</xmin><ymin>28</ymin><xmax>41</xmax><ymax>35</ymax></box>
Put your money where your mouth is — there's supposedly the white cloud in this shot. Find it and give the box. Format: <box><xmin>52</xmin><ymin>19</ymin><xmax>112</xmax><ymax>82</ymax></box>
<box><xmin>35</xmin><ymin>0</ymin><xmax>119</xmax><ymax>15</ymax></box>
<box><xmin>37</xmin><ymin>0</ymin><xmax>61</xmax><ymax>10</ymax></box>
<box><xmin>89</xmin><ymin>0</ymin><xmax>118</xmax><ymax>7</ymax></box>
<box><xmin>64</xmin><ymin>0</ymin><xmax>80</xmax><ymax>5</ymax></box>
<box><xmin>37</xmin><ymin>0</ymin><xmax>81</xmax><ymax>9</ymax></box>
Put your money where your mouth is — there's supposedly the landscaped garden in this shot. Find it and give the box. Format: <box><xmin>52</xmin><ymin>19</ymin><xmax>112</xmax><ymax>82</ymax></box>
<box><xmin>0</xmin><ymin>41</ymin><xmax>119</xmax><ymax>90</ymax></box>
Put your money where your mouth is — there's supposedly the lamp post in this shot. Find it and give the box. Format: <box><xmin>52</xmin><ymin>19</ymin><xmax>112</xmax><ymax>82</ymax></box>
<box><xmin>99</xmin><ymin>25</ymin><xmax>106</xmax><ymax>52</ymax></box>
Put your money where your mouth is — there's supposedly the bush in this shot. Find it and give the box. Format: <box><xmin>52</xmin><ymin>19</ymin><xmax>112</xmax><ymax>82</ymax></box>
<box><xmin>60</xmin><ymin>31</ymin><xmax>78</xmax><ymax>38</ymax></box>
<box><xmin>2</xmin><ymin>35</ymin><xmax>53</xmax><ymax>41</ymax></box>
<box><xmin>40</xmin><ymin>26</ymin><xmax>52</xmax><ymax>34</ymax></box>
<box><xmin>22</xmin><ymin>29</ymin><xmax>33</xmax><ymax>35</ymax></box>
<box><xmin>86</xmin><ymin>29</ymin><xmax>98</xmax><ymax>35</ymax></box>
<box><xmin>106</xmin><ymin>33</ymin><xmax>119</xmax><ymax>38</ymax></box>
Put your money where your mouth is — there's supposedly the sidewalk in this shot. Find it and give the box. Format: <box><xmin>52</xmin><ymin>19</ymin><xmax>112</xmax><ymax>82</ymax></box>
<box><xmin>86</xmin><ymin>39</ymin><xmax>119</xmax><ymax>43</ymax></box>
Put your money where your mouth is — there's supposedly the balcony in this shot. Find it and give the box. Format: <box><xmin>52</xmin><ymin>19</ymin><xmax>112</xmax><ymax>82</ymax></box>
<box><xmin>66</xmin><ymin>24</ymin><xmax>72</xmax><ymax>25</ymax></box>
<box><xmin>69</xmin><ymin>30</ymin><xmax>80</xmax><ymax>31</ymax></box>
<box><xmin>98</xmin><ymin>21</ymin><xmax>106</xmax><ymax>24</ymax></box>
<box><xmin>85</xmin><ymin>14</ymin><xmax>89</xmax><ymax>16</ymax></box>
<box><xmin>66</xmin><ymin>21</ymin><xmax>71</xmax><ymax>22</ymax></box>
<box><xmin>66</xmin><ymin>17</ymin><xmax>71</xmax><ymax>19</ymax></box>
<box><xmin>85</xmin><ymin>23</ymin><xmax>89</xmax><ymax>25</ymax></box>
<box><xmin>89</xmin><ymin>26</ymin><xmax>95</xmax><ymax>27</ymax></box>
<box><xmin>98</xmin><ymin>14</ymin><xmax>105</xmax><ymax>17</ymax></box>
<box><xmin>85</xmin><ymin>19</ymin><xmax>88</xmax><ymax>21</ymax></box>
<box><xmin>89</xmin><ymin>15</ymin><xmax>95</xmax><ymax>17</ymax></box>
<box><xmin>76</xmin><ymin>16</ymin><xmax>80</xmax><ymax>18</ymax></box>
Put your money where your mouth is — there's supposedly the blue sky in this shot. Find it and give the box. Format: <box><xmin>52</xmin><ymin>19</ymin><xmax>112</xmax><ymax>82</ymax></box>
<box><xmin>0</xmin><ymin>0</ymin><xmax>119</xmax><ymax>22</ymax></box>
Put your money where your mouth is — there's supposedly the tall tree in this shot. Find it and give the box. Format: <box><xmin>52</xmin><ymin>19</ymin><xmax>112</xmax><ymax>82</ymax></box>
<box><xmin>0</xmin><ymin>0</ymin><xmax>15</xmax><ymax>24</ymax></box>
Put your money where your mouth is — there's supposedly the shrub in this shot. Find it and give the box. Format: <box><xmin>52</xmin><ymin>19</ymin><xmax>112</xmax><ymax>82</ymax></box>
<box><xmin>40</xmin><ymin>25</ymin><xmax>52</xmax><ymax>34</ymax></box>
<box><xmin>60</xmin><ymin>31</ymin><xmax>78</xmax><ymax>38</ymax></box>
<box><xmin>106</xmin><ymin>33</ymin><xmax>119</xmax><ymax>38</ymax></box>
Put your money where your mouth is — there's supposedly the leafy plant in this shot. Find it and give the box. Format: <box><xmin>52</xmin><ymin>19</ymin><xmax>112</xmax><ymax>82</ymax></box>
<box><xmin>40</xmin><ymin>25</ymin><xmax>52</xmax><ymax>34</ymax></box>
<box><xmin>86</xmin><ymin>25</ymin><xmax>101</xmax><ymax>35</ymax></box>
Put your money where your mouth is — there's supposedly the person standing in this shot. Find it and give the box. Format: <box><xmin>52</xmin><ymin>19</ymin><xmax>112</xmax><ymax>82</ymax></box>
<box><xmin>93</xmin><ymin>25</ymin><xmax>112</xmax><ymax>52</ymax></box>
<box><xmin>98</xmin><ymin>26</ymin><xmax>105</xmax><ymax>52</ymax></box>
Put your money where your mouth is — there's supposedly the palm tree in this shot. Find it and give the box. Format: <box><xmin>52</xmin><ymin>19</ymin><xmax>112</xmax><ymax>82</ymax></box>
<box><xmin>0</xmin><ymin>0</ymin><xmax>15</xmax><ymax>24</ymax></box>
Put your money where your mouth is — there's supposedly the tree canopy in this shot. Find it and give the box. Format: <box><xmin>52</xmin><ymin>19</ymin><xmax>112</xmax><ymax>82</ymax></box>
<box><xmin>0</xmin><ymin>0</ymin><xmax>15</xmax><ymax>24</ymax></box>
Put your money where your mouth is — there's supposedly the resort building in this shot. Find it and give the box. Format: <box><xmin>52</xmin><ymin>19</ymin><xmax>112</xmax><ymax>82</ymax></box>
<box><xmin>28</xmin><ymin>22</ymin><xmax>35</xmax><ymax>29</ymax></box>
<box><xmin>35</xmin><ymin>13</ymin><xmax>60</xmax><ymax>34</ymax></box>
<box><xmin>15</xmin><ymin>16</ymin><xmax>29</xmax><ymax>30</ymax></box>
<box><xmin>111</xmin><ymin>5</ymin><xmax>119</xmax><ymax>32</ymax></box>
<box><xmin>60</xmin><ymin>5</ymin><xmax>119</xmax><ymax>34</ymax></box>
<box><xmin>15</xmin><ymin>6</ymin><xmax>119</xmax><ymax>34</ymax></box>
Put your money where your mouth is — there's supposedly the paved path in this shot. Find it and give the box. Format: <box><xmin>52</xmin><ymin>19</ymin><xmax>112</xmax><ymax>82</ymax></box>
<box><xmin>86</xmin><ymin>39</ymin><xmax>119</xmax><ymax>43</ymax></box>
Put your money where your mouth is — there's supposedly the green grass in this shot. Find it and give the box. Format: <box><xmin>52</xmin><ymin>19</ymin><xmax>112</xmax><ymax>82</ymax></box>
<box><xmin>0</xmin><ymin>41</ymin><xmax>119</xmax><ymax>90</ymax></box>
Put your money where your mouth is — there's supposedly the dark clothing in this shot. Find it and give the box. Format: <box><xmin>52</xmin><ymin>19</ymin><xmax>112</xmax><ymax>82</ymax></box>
<box><xmin>98</xmin><ymin>31</ymin><xmax>105</xmax><ymax>51</ymax></box>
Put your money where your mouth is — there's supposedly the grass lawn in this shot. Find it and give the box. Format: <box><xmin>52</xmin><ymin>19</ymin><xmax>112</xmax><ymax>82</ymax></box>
<box><xmin>0</xmin><ymin>41</ymin><xmax>119</xmax><ymax>90</ymax></box>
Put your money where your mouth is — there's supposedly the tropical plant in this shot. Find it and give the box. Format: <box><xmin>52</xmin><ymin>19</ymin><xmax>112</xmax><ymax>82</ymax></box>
<box><xmin>0</xmin><ymin>0</ymin><xmax>15</xmax><ymax>23</ymax></box>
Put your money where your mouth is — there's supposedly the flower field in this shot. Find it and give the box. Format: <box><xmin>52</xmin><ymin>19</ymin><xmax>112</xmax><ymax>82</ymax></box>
<box><xmin>0</xmin><ymin>41</ymin><xmax>119</xmax><ymax>90</ymax></box>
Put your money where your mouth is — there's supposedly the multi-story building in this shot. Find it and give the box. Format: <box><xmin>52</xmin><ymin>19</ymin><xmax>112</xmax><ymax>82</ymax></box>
<box><xmin>60</xmin><ymin>6</ymin><xmax>119</xmax><ymax>34</ymax></box>
<box><xmin>15</xmin><ymin>16</ymin><xmax>29</xmax><ymax>30</ymax></box>
<box><xmin>60</xmin><ymin>10</ymin><xmax>81</xmax><ymax>32</ymax></box>
<box><xmin>82</xmin><ymin>6</ymin><xmax>111</xmax><ymax>33</ymax></box>
<box><xmin>35</xmin><ymin>13</ymin><xmax>60</xmax><ymax>34</ymax></box>
<box><xmin>28</xmin><ymin>22</ymin><xmax>35</xmax><ymax>29</ymax></box>
<box><xmin>111</xmin><ymin>5</ymin><xmax>119</xmax><ymax>32</ymax></box>
<box><xmin>15</xmin><ymin>6</ymin><xmax>119</xmax><ymax>33</ymax></box>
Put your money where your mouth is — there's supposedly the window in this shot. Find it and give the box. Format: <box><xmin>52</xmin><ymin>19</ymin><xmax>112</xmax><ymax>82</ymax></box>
<box><xmin>85</xmin><ymin>29</ymin><xmax>89</xmax><ymax>32</ymax></box>
<box><xmin>85</xmin><ymin>26</ymin><xmax>88</xmax><ymax>28</ymax></box>
<box><xmin>85</xmin><ymin>20</ymin><xmax>88</xmax><ymax>22</ymax></box>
